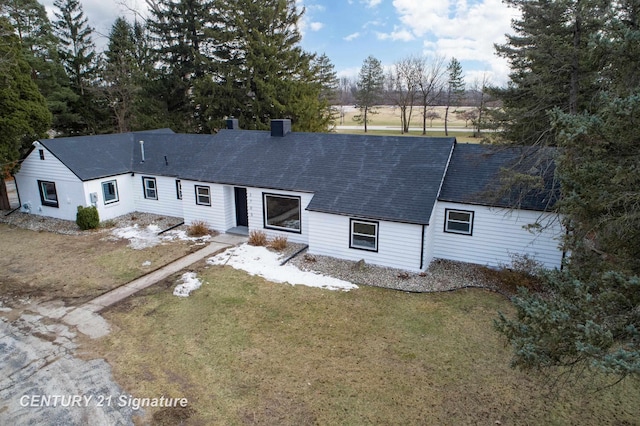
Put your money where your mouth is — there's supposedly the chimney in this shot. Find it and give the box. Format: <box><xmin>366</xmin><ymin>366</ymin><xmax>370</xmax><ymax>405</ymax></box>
<box><xmin>226</xmin><ymin>118</ymin><xmax>239</xmax><ymax>130</ymax></box>
<box><xmin>139</xmin><ymin>140</ymin><xmax>145</xmax><ymax>163</ymax></box>
<box><xmin>270</xmin><ymin>119</ymin><xmax>291</xmax><ymax>137</ymax></box>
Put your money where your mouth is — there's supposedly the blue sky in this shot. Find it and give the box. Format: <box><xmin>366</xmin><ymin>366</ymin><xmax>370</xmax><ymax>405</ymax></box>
<box><xmin>41</xmin><ymin>0</ymin><xmax>519</xmax><ymax>87</ymax></box>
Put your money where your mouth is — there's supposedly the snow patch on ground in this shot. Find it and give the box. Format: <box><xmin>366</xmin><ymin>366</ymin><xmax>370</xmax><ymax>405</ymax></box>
<box><xmin>111</xmin><ymin>224</ymin><xmax>211</xmax><ymax>249</ymax></box>
<box><xmin>207</xmin><ymin>244</ymin><xmax>358</xmax><ymax>291</ymax></box>
<box><xmin>173</xmin><ymin>272</ymin><xmax>203</xmax><ymax>297</ymax></box>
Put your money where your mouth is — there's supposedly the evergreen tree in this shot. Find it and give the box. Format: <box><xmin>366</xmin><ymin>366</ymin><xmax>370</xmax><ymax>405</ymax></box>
<box><xmin>444</xmin><ymin>57</ymin><xmax>464</xmax><ymax>136</ymax></box>
<box><xmin>1</xmin><ymin>0</ymin><xmax>79</xmax><ymax>136</ymax></box>
<box><xmin>354</xmin><ymin>55</ymin><xmax>384</xmax><ymax>133</ymax></box>
<box><xmin>53</xmin><ymin>0</ymin><xmax>105</xmax><ymax>135</ymax></box>
<box><xmin>494</xmin><ymin>0</ymin><xmax>640</xmax><ymax>383</ymax></box>
<box><xmin>0</xmin><ymin>16</ymin><xmax>51</xmax><ymax>171</ymax></box>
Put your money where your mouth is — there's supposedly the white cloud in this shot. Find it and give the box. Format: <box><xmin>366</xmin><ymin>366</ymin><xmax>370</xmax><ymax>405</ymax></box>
<box><xmin>376</xmin><ymin>27</ymin><xmax>414</xmax><ymax>42</ymax></box>
<box><xmin>344</xmin><ymin>32</ymin><xmax>361</xmax><ymax>41</ymax></box>
<box><xmin>310</xmin><ymin>21</ymin><xmax>324</xmax><ymax>31</ymax></box>
<box><xmin>362</xmin><ymin>0</ymin><xmax>383</xmax><ymax>7</ymax></box>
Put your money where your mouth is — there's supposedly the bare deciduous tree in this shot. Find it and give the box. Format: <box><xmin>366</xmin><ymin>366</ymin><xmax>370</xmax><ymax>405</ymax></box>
<box><xmin>386</xmin><ymin>56</ymin><xmax>422</xmax><ymax>134</ymax></box>
<box><xmin>416</xmin><ymin>55</ymin><xmax>446</xmax><ymax>135</ymax></box>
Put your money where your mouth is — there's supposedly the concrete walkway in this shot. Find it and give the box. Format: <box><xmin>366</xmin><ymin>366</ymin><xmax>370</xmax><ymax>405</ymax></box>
<box><xmin>61</xmin><ymin>233</ymin><xmax>246</xmax><ymax>338</ymax></box>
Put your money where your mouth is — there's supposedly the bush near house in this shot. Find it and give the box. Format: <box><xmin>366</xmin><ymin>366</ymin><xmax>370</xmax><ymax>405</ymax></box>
<box><xmin>187</xmin><ymin>220</ymin><xmax>211</xmax><ymax>237</ymax></box>
<box><xmin>269</xmin><ymin>235</ymin><xmax>288</xmax><ymax>251</ymax></box>
<box><xmin>76</xmin><ymin>205</ymin><xmax>99</xmax><ymax>230</ymax></box>
<box><xmin>248</xmin><ymin>230</ymin><xmax>267</xmax><ymax>246</ymax></box>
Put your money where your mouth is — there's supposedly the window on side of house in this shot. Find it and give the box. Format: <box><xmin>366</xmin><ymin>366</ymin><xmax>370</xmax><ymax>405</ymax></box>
<box><xmin>39</xmin><ymin>149</ymin><xmax>45</xmax><ymax>160</ymax></box>
<box><xmin>350</xmin><ymin>219</ymin><xmax>379</xmax><ymax>251</ymax></box>
<box><xmin>195</xmin><ymin>185</ymin><xmax>211</xmax><ymax>206</ymax></box>
<box><xmin>38</xmin><ymin>180</ymin><xmax>58</xmax><ymax>207</ymax></box>
<box><xmin>102</xmin><ymin>180</ymin><xmax>119</xmax><ymax>204</ymax></box>
<box><xmin>263</xmin><ymin>193</ymin><xmax>301</xmax><ymax>233</ymax></box>
<box><xmin>142</xmin><ymin>177</ymin><xmax>157</xmax><ymax>200</ymax></box>
<box><xmin>444</xmin><ymin>209</ymin><xmax>474</xmax><ymax>235</ymax></box>
<box><xmin>176</xmin><ymin>179</ymin><xmax>182</xmax><ymax>200</ymax></box>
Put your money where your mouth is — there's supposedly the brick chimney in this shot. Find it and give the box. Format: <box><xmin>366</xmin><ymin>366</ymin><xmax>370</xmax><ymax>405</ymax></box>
<box><xmin>270</xmin><ymin>119</ymin><xmax>291</xmax><ymax>137</ymax></box>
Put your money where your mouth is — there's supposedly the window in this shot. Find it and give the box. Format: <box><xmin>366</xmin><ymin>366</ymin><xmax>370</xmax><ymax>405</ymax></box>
<box><xmin>38</xmin><ymin>180</ymin><xmax>58</xmax><ymax>207</ymax></box>
<box><xmin>263</xmin><ymin>193</ymin><xmax>301</xmax><ymax>233</ymax></box>
<box><xmin>350</xmin><ymin>219</ymin><xmax>378</xmax><ymax>251</ymax></box>
<box><xmin>142</xmin><ymin>177</ymin><xmax>157</xmax><ymax>200</ymax></box>
<box><xmin>39</xmin><ymin>149</ymin><xmax>45</xmax><ymax>160</ymax></box>
<box><xmin>195</xmin><ymin>185</ymin><xmax>211</xmax><ymax>206</ymax></box>
<box><xmin>444</xmin><ymin>209</ymin><xmax>474</xmax><ymax>235</ymax></box>
<box><xmin>176</xmin><ymin>180</ymin><xmax>182</xmax><ymax>200</ymax></box>
<box><xmin>102</xmin><ymin>180</ymin><xmax>119</xmax><ymax>204</ymax></box>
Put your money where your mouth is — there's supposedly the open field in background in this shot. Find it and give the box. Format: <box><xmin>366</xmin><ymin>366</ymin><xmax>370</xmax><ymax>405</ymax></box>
<box><xmin>333</xmin><ymin>106</ymin><xmax>485</xmax><ymax>143</ymax></box>
<box><xmin>95</xmin><ymin>264</ymin><xmax>640</xmax><ymax>425</ymax></box>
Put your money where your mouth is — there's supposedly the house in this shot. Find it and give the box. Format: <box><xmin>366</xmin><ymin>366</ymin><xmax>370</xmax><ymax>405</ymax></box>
<box><xmin>13</xmin><ymin>119</ymin><xmax>565</xmax><ymax>271</ymax></box>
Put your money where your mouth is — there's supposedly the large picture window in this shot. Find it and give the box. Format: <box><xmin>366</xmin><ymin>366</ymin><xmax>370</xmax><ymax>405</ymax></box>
<box><xmin>102</xmin><ymin>180</ymin><xmax>119</xmax><ymax>204</ymax></box>
<box><xmin>142</xmin><ymin>177</ymin><xmax>157</xmax><ymax>200</ymax></box>
<box><xmin>263</xmin><ymin>193</ymin><xmax>301</xmax><ymax>233</ymax></box>
<box><xmin>444</xmin><ymin>209</ymin><xmax>474</xmax><ymax>235</ymax></box>
<box><xmin>195</xmin><ymin>185</ymin><xmax>211</xmax><ymax>206</ymax></box>
<box><xmin>38</xmin><ymin>180</ymin><xmax>58</xmax><ymax>208</ymax></box>
<box><xmin>350</xmin><ymin>219</ymin><xmax>378</xmax><ymax>251</ymax></box>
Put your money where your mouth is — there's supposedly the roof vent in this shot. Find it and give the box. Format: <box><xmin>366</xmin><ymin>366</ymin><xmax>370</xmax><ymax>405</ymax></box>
<box><xmin>226</xmin><ymin>118</ymin><xmax>239</xmax><ymax>130</ymax></box>
<box><xmin>270</xmin><ymin>119</ymin><xmax>291</xmax><ymax>137</ymax></box>
<box><xmin>139</xmin><ymin>140</ymin><xmax>145</xmax><ymax>163</ymax></box>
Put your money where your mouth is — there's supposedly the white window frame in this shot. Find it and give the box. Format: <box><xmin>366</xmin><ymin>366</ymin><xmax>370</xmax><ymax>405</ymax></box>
<box><xmin>102</xmin><ymin>180</ymin><xmax>119</xmax><ymax>204</ymax></box>
<box><xmin>350</xmin><ymin>219</ymin><xmax>379</xmax><ymax>252</ymax></box>
<box><xmin>142</xmin><ymin>176</ymin><xmax>157</xmax><ymax>200</ymax></box>
<box><xmin>38</xmin><ymin>180</ymin><xmax>58</xmax><ymax>208</ymax></box>
<box><xmin>195</xmin><ymin>185</ymin><xmax>211</xmax><ymax>206</ymax></box>
<box><xmin>444</xmin><ymin>209</ymin><xmax>474</xmax><ymax>235</ymax></box>
<box><xmin>263</xmin><ymin>193</ymin><xmax>301</xmax><ymax>233</ymax></box>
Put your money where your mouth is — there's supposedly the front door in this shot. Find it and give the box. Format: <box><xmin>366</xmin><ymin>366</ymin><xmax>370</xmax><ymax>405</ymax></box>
<box><xmin>234</xmin><ymin>187</ymin><xmax>248</xmax><ymax>227</ymax></box>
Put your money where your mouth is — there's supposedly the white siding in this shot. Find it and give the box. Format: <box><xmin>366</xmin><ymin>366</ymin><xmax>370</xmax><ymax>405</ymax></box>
<box><xmin>246</xmin><ymin>188</ymin><xmax>313</xmax><ymax>244</ymax></box>
<box><xmin>433</xmin><ymin>201</ymin><xmax>564</xmax><ymax>269</ymax></box>
<box><xmin>132</xmin><ymin>175</ymin><xmax>184</xmax><ymax>219</ymax></box>
<box><xmin>14</xmin><ymin>144</ymin><xmax>86</xmax><ymax>221</ymax></box>
<box><xmin>181</xmin><ymin>181</ymin><xmax>228</xmax><ymax>230</ymax></box>
<box><xmin>223</xmin><ymin>186</ymin><xmax>236</xmax><ymax>229</ymax></box>
<box><xmin>308</xmin><ymin>211</ymin><xmax>424</xmax><ymax>271</ymax></box>
<box><xmin>83</xmin><ymin>174</ymin><xmax>135</xmax><ymax>220</ymax></box>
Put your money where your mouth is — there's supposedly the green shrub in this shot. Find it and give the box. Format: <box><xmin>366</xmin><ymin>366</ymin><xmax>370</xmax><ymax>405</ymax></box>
<box><xmin>76</xmin><ymin>205</ymin><xmax>100</xmax><ymax>230</ymax></box>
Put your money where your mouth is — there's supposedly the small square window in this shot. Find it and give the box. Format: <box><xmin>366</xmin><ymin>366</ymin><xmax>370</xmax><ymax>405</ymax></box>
<box><xmin>102</xmin><ymin>180</ymin><xmax>119</xmax><ymax>204</ymax></box>
<box><xmin>195</xmin><ymin>185</ymin><xmax>211</xmax><ymax>206</ymax></box>
<box><xmin>444</xmin><ymin>209</ymin><xmax>474</xmax><ymax>235</ymax></box>
<box><xmin>176</xmin><ymin>180</ymin><xmax>182</xmax><ymax>200</ymax></box>
<box><xmin>350</xmin><ymin>219</ymin><xmax>378</xmax><ymax>251</ymax></box>
<box><xmin>38</xmin><ymin>180</ymin><xmax>58</xmax><ymax>207</ymax></box>
<box><xmin>142</xmin><ymin>177</ymin><xmax>157</xmax><ymax>200</ymax></box>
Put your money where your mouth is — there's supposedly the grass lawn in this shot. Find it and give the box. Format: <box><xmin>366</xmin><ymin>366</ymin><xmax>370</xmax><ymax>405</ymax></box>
<box><xmin>96</xmin><ymin>264</ymin><xmax>640</xmax><ymax>425</ymax></box>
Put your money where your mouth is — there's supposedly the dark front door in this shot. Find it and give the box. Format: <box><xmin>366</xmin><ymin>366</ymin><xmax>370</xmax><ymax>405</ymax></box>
<box><xmin>234</xmin><ymin>187</ymin><xmax>248</xmax><ymax>227</ymax></box>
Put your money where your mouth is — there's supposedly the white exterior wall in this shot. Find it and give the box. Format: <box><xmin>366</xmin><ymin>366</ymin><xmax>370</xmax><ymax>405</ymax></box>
<box><xmin>131</xmin><ymin>175</ymin><xmax>184</xmax><ymax>219</ymax></box>
<box><xmin>83</xmin><ymin>174</ymin><xmax>135</xmax><ymax>220</ymax></box>
<box><xmin>421</xmin><ymin>206</ymin><xmax>439</xmax><ymax>269</ymax></box>
<box><xmin>308</xmin><ymin>211</ymin><xmax>424</xmax><ymax>271</ymax></box>
<box><xmin>14</xmin><ymin>144</ymin><xmax>86</xmax><ymax>221</ymax></box>
<box><xmin>181</xmin><ymin>181</ymin><xmax>229</xmax><ymax>231</ymax></box>
<box><xmin>246</xmin><ymin>188</ymin><xmax>313</xmax><ymax>244</ymax></box>
<box><xmin>223</xmin><ymin>186</ymin><xmax>235</xmax><ymax>229</ymax></box>
<box><xmin>432</xmin><ymin>201</ymin><xmax>564</xmax><ymax>269</ymax></box>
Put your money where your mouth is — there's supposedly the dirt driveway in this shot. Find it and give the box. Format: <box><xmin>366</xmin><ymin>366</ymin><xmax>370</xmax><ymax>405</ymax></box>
<box><xmin>0</xmin><ymin>214</ymin><xmax>209</xmax><ymax>424</ymax></box>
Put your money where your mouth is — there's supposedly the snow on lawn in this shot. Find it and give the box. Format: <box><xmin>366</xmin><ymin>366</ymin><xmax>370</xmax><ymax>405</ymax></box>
<box><xmin>207</xmin><ymin>244</ymin><xmax>358</xmax><ymax>291</ymax></box>
<box><xmin>111</xmin><ymin>224</ymin><xmax>210</xmax><ymax>249</ymax></box>
<box><xmin>173</xmin><ymin>272</ymin><xmax>203</xmax><ymax>297</ymax></box>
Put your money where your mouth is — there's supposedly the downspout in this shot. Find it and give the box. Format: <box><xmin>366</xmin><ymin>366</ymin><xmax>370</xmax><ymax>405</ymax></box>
<box><xmin>419</xmin><ymin>224</ymin><xmax>426</xmax><ymax>270</ymax></box>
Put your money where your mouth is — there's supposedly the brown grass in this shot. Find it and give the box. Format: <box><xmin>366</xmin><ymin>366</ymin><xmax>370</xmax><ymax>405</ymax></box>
<box><xmin>186</xmin><ymin>220</ymin><xmax>211</xmax><ymax>237</ymax></box>
<box><xmin>96</xmin><ymin>266</ymin><xmax>640</xmax><ymax>425</ymax></box>
<box><xmin>248</xmin><ymin>230</ymin><xmax>267</xmax><ymax>246</ymax></box>
<box><xmin>268</xmin><ymin>235</ymin><xmax>288</xmax><ymax>251</ymax></box>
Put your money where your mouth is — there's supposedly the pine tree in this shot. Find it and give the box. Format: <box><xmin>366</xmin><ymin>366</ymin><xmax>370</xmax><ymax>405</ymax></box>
<box><xmin>444</xmin><ymin>57</ymin><xmax>464</xmax><ymax>136</ymax></box>
<box><xmin>354</xmin><ymin>55</ymin><xmax>384</xmax><ymax>133</ymax></box>
<box><xmin>0</xmin><ymin>16</ymin><xmax>51</xmax><ymax>171</ymax></box>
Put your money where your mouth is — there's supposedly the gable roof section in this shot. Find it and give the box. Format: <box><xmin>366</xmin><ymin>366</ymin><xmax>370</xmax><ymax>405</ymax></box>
<box><xmin>439</xmin><ymin>143</ymin><xmax>559</xmax><ymax>211</ymax></box>
<box><xmin>36</xmin><ymin>129</ymin><xmax>457</xmax><ymax>224</ymax></box>
<box><xmin>181</xmin><ymin>130</ymin><xmax>456</xmax><ymax>224</ymax></box>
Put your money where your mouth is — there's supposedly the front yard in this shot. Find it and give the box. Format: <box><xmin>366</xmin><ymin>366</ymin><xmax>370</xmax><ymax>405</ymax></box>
<box><xmin>1</xmin><ymin>219</ymin><xmax>638</xmax><ymax>424</ymax></box>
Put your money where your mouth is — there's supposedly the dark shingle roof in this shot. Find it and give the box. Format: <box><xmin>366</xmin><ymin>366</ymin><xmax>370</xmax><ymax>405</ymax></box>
<box><xmin>439</xmin><ymin>143</ymin><xmax>559</xmax><ymax>211</ymax></box>
<box><xmin>39</xmin><ymin>129</ymin><xmax>455</xmax><ymax>225</ymax></box>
